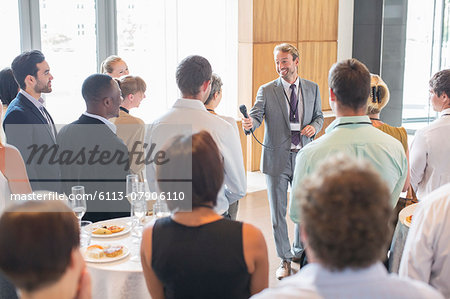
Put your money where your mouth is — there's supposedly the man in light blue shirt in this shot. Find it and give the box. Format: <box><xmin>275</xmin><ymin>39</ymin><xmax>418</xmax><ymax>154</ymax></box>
<box><xmin>290</xmin><ymin>59</ymin><xmax>407</xmax><ymax>224</ymax></box>
<box><xmin>253</xmin><ymin>154</ymin><xmax>441</xmax><ymax>299</ymax></box>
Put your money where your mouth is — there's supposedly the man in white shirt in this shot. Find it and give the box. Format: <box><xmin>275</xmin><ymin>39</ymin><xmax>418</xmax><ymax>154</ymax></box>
<box><xmin>146</xmin><ymin>55</ymin><xmax>246</xmax><ymax>215</ymax></box>
<box><xmin>399</xmin><ymin>183</ymin><xmax>450</xmax><ymax>298</ymax></box>
<box><xmin>253</xmin><ymin>154</ymin><xmax>442</xmax><ymax>299</ymax></box>
<box><xmin>410</xmin><ymin>69</ymin><xmax>450</xmax><ymax>200</ymax></box>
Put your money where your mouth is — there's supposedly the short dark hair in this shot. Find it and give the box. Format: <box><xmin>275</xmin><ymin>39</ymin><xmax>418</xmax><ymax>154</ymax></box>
<box><xmin>429</xmin><ymin>69</ymin><xmax>450</xmax><ymax>97</ymax></box>
<box><xmin>157</xmin><ymin>131</ymin><xmax>224</xmax><ymax>210</ymax></box>
<box><xmin>0</xmin><ymin>68</ymin><xmax>19</xmax><ymax>105</ymax></box>
<box><xmin>82</xmin><ymin>73</ymin><xmax>115</xmax><ymax>104</ymax></box>
<box><xmin>176</xmin><ymin>55</ymin><xmax>212</xmax><ymax>97</ymax></box>
<box><xmin>0</xmin><ymin>201</ymin><xmax>79</xmax><ymax>292</ymax></box>
<box><xmin>205</xmin><ymin>73</ymin><xmax>223</xmax><ymax>105</ymax></box>
<box><xmin>298</xmin><ymin>153</ymin><xmax>392</xmax><ymax>271</ymax></box>
<box><xmin>328</xmin><ymin>59</ymin><xmax>370</xmax><ymax>111</ymax></box>
<box><xmin>11</xmin><ymin>50</ymin><xmax>46</xmax><ymax>90</ymax></box>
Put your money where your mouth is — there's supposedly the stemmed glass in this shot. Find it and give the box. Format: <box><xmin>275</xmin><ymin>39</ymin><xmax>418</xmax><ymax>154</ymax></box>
<box><xmin>70</xmin><ymin>186</ymin><xmax>87</xmax><ymax>226</ymax></box>
<box><xmin>126</xmin><ymin>174</ymin><xmax>139</xmax><ymax>227</ymax></box>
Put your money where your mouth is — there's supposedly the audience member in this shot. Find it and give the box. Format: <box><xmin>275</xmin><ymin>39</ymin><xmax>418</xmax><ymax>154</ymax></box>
<box><xmin>57</xmin><ymin>74</ymin><xmax>130</xmax><ymax>222</ymax></box>
<box><xmin>0</xmin><ymin>200</ymin><xmax>91</xmax><ymax>299</ymax></box>
<box><xmin>399</xmin><ymin>183</ymin><xmax>450</xmax><ymax>298</ymax></box>
<box><xmin>111</xmin><ymin>76</ymin><xmax>146</xmax><ymax>181</ymax></box>
<box><xmin>367</xmin><ymin>74</ymin><xmax>410</xmax><ymax>192</ymax></box>
<box><xmin>0</xmin><ymin>67</ymin><xmax>19</xmax><ymax>107</ymax></box>
<box><xmin>204</xmin><ymin>73</ymin><xmax>241</xmax><ymax>220</ymax></box>
<box><xmin>3</xmin><ymin>50</ymin><xmax>60</xmax><ymax>192</ymax></box>
<box><xmin>100</xmin><ymin>55</ymin><xmax>129</xmax><ymax>78</ymax></box>
<box><xmin>410</xmin><ymin>69</ymin><xmax>450</xmax><ymax>200</ymax></box>
<box><xmin>0</xmin><ymin>99</ymin><xmax>32</xmax><ymax>213</ymax></box>
<box><xmin>290</xmin><ymin>59</ymin><xmax>407</xmax><ymax>225</ymax></box>
<box><xmin>253</xmin><ymin>154</ymin><xmax>443</xmax><ymax>299</ymax></box>
<box><xmin>145</xmin><ymin>55</ymin><xmax>246</xmax><ymax>217</ymax></box>
<box><xmin>141</xmin><ymin>131</ymin><xmax>268</xmax><ymax>299</ymax></box>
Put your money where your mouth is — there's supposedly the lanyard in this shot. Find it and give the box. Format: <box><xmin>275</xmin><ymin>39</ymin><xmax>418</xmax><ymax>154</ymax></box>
<box><xmin>334</xmin><ymin>121</ymin><xmax>372</xmax><ymax>128</ymax></box>
<box><xmin>282</xmin><ymin>82</ymin><xmax>302</xmax><ymax>116</ymax></box>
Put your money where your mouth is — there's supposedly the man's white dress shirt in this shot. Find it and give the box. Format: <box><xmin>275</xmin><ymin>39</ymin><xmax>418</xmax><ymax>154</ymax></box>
<box><xmin>410</xmin><ymin>108</ymin><xmax>450</xmax><ymax>199</ymax></box>
<box><xmin>145</xmin><ymin>98</ymin><xmax>246</xmax><ymax>214</ymax></box>
<box><xmin>252</xmin><ymin>262</ymin><xmax>443</xmax><ymax>299</ymax></box>
<box><xmin>399</xmin><ymin>183</ymin><xmax>450</xmax><ymax>298</ymax></box>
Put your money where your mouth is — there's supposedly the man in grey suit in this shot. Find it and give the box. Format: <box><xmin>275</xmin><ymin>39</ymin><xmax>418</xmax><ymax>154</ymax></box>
<box><xmin>242</xmin><ymin>43</ymin><xmax>323</xmax><ymax>279</ymax></box>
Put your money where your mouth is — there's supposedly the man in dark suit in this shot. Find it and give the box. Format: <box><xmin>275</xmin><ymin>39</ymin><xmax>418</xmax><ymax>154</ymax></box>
<box><xmin>242</xmin><ymin>43</ymin><xmax>323</xmax><ymax>279</ymax></box>
<box><xmin>57</xmin><ymin>74</ymin><xmax>130</xmax><ymax>222</ymax></box>
<box><xmin>3</xmin><ymin>50</ymin><xmax>60</xmax><ymax>192</ymax></box>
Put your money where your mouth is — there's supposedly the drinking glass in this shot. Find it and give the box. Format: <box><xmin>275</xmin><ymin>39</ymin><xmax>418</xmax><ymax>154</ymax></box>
<box><xmin>80</xmin><ymin>220</ymin><xmax>92</xmax><ymax>248</ymax></box>
<box><xmin>70</xmin><ymin>186</ymin><xmax>87</xmax><ymax>225</ymax></box>
<box><xmin>154</xmin><ymin>201</ymin><xmax>170</xmax><ymax>219</ymax></box>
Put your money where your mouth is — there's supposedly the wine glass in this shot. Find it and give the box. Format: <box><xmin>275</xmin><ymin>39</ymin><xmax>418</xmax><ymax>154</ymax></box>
<box><xmin>154</xmin><ymin>200</ymin><xmax>170</xmax><ymax>219</ymax></box>
<box><xmin>70</xmin><ymin>186</ymin><xmax>87</xmax><ymax>227</ymax></box>
<box><xmin>126</xmin><ymin>174</ymin><xmax>139</xmax><ymax>230</ymax></box>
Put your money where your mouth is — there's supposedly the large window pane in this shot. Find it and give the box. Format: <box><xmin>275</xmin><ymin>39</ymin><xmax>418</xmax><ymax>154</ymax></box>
<box><xmin>40</xmin><ymin>0</ymin><xmax>97</xmax><ymax>124</ymax></box>
<box><xmin>442</xmin><ymin>0</ymin><xmax>450</xmax><ymax>68</ymax></box>
<box><xmin>117</xmin><ymin>0</ymin><xmax>238</xmax><ymax>124</ymax></box>
<box><xmin>0</xmin><ymin>1</ymin><xmax>20</xmax><ymax>68</ymax></box>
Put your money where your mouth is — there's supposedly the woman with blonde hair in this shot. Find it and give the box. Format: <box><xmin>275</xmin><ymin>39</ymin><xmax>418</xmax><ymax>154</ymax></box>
<box><xmin>366</xmin><ymin>74</ymin><xmax>410</xmax><ymax>192</ymax></box>
<box><xmin>111</xmin><ymin>76</ymin><xmax>146</xmax><ymax>180</ymax></box>
<box><xmin>100</xmin><ymin>55</ymin><xmax>129</xmax><ymax>78</ymax></box>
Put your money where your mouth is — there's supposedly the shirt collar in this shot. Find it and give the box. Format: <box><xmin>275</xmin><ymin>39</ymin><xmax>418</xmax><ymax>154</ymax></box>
<box><xmin>173</xmin><ymin>98</ymin><xmax>208</xmax><ymax>111</ymax></box>
<box><xmin>281</xmin><ymin>76</ymin><xmax>300</xmax><ymax>91</ymax></box>
<box><xmin>19</xmin><ymin>90</ymin><xmax>45</xmax><ymax>110</ymax></box>
<box><xmin>326</xmin><ymin>115</ymin><xmax>372</xmax><ymax>134</ymax></box>
<box><xmin>83</xmin><ymin>112</ymin><xmax>117</xmax><ymax>134</ymax></box>
<box><xmin>440</xmin><ymin>108</ymin><xmax>450</xmax><ymax>116</ymax></box>
<box><xmin>119</xmin><ymin>106</ymin><xmax>129</xmax><ymax>114</ymax></box>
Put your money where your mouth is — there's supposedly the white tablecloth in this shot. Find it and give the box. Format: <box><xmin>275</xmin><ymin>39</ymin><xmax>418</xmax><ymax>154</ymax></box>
<box><xmin>86</xmin><ymin>217</ymin><xmax>151</xmax><ymax>299</ymax></box>
<box><xmin>389</xmin><ymin>203</ymin><xmax>417</xmax><ymax>273</ymax></box>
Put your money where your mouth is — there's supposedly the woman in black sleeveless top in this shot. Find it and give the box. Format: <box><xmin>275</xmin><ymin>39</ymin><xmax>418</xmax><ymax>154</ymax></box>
<box><xmin>141</xmin><ymin>131</ymin><xmax>269</xmax><ymax>299</ymax></box>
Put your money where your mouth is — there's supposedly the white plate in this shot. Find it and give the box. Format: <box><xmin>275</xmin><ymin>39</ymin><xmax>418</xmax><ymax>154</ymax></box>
<box><xmin>399</xmin><ymin>203</ymin><xmax>417</xmax><ymax>228</ymax></box>
<box><xmin>83</xmin><ymin>245</ymin><xmax>130</xmax><ymax>263</ymax></box>
<box><xmin>86</xmin><ymin>220</ymin><xmax>131</xmax><ymax>238</ymax></box>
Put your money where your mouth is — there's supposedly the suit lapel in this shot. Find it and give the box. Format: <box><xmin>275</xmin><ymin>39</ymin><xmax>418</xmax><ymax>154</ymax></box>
<box><xmin>18</xmin><ymin>94</ymin><xmax>56</xmax><ymax>142</ymax></box>
<box><xmin>299</xmin><ymin>78</ymin><xmax>307</xmax><ymax>126</ymax></box>
<box><xmin>273</xmin><ymin>78</ymin><xmax>290</xmax><ymax>129</ymax></box>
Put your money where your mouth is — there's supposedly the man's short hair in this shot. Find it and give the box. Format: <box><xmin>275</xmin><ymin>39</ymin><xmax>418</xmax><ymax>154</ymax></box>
<box><xmin>204</xmin><ymin>73</ymin><xmax>223</xmax><ymax>105</ymax></box>
<box><xmin>273</xmin><ymin>43</ymin><xmax>300</xmax><ymax>61</ymax></box>
<box><xmin>157</xmin><ymin>131</ymin><xmax>224</xmax><ymax>210</ymax></box>
<box><xmin>176</xmin><ymin>55</ymin><xmax>212</xmax><ymax>97</ymax></box>
<box><xmin>82</xmin><ymin>73</ymin><xmax>114</xmax><ymax>104</ymax></box>
<box><xmin>297</xmin><ymin>153</ymin><xmax>392</xmax><ymax>270</ymax></box>
<box><xmin>328</xmin><ymin>58</ymin><xmax>371</xmax><ymax>111</ymax></box>
<box><xmin>429</xmin><ymin>69</ymin><xmax>450</xmax><ymax>97</ymax></box>
<box><xmin>0</xmin><ymin>201</ymin><xmax>79</xmax><ymax>292</ymax></box>
<box><xmin>11</xmin><ymin>50</ymin><xmax>46</xmax><ymax>90</ymax></box>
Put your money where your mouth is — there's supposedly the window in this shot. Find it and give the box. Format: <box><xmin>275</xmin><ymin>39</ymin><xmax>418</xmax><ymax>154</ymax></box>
<box><xmin>116</xmin><ymin>0</ymin><xmax>238</xmax><ymax>124</ymax></box>
<box><xmin>0</xmin><ymin>1</ymin><xmax>20</xmax><ymax>68</ymax></box>
<box><xmin>39</xmin><ymin>0</ymin><xmax>97</xmax><ymax>124</ymax></box>
<box><xmin>402</xmin><ymin>0</ymin><xmax>450</xmax><ymax>131</ymax></box>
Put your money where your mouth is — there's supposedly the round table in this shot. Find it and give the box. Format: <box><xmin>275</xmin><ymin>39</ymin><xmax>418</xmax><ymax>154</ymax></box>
<box><xmin>389</xmin><ymin>203</ymin><xmax>417</xmax><ymax>273</ymax></box>
<box><xmin>85</xmin><ymin>217</ymin><xmax>151</xmax><ymax>299</ymax></box>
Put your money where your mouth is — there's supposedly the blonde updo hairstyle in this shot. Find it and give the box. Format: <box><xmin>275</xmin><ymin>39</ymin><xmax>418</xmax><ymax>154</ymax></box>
<box><xmin>366</xmin><ymin>74</ymin><xmax>390</xmax><ymax>115</ymax></box>
<box><xmin>100</xmin><ymin>55</ymin><xmax>124</xmax><ymax>74</ymax></box>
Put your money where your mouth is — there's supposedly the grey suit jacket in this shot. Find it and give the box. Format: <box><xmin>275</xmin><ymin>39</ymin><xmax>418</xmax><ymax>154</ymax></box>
<box><xmin>249</xmin><ymin>77</ymin><xmax>324</xmax><ymax>176</ymax></box>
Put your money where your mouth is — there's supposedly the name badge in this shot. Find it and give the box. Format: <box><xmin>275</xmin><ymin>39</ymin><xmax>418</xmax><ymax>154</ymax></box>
<box><xmin>290</xmin><ymin>123</ymin><xmax>301</xmax><ymax>131</ymax></box>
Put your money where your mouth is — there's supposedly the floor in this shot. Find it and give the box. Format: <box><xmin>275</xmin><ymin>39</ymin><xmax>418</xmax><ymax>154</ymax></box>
<box><xmin>237</xmin><ymin>172</ymin><xmax>300</xmax><ymax>288</ymax></box>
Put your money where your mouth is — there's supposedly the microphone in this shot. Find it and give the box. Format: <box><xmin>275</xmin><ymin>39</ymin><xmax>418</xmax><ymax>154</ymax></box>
<box><xmin>239</xmin><ymin>105</ymin><xmax>253</xmax><ymax>135</ymax></box>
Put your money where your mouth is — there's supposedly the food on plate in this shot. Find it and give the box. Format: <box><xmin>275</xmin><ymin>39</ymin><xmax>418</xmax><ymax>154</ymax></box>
<box><xmin>86</xmin><ymin>245</ymin><xmax>105</xmax><ymax>259</ymax></box>
<box><xmin>104</xmin><ymin>245</ymin><xmax>124</xmax><ymax>258</ymax></box>
<box><xmin>406</xmin><ymin>215</ymin><xmax>412</xmax><ymax>224</ymax></box>
<box><xmin>84</xmin><ymin>244</ymin><xmax>124</xmax><ymax>259</ymax></box>
<box><xmin>92</xmin><ymin>225</ymin><xmax>125</xmax><ymax>235</ymax></box>
<box><xmin>92</xmin><ymin>227</ymin><xmax>113</xmax><ymax>235</ymax></box>
<box><xmin>107</xmin><ymin>225</ymin><xmax>125</xmax><ymax>233</ymax></box>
